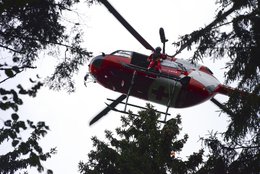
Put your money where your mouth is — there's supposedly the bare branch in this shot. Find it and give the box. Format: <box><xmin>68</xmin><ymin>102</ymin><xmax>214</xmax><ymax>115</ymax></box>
<box><xmin>0</xmin><ymin>66</ymin><xmax>36</xmax><ymax>84</ymax></box>
<box><xmin>173</xmin><ymin>5</ymin><xmax>237</xmax><ymax>57</ymax></box>
<box><xmin>0</xmin><ymin>70</ymin><xmax>23</xmax><ymax>84</ymax></box>
<box><xmin>0</xmin><ymin>44</ymin><xmax>25</xmax><ymax>54</ymax></box>
<box><xmin>0</xmin><ymin>65</ymin><xmax>36</xmax><ymax>71</ymax></box>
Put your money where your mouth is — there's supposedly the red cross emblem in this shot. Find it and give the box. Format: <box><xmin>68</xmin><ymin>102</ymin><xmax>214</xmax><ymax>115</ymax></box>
<box><xmin>152</xmin><ymin>86</ymin><xmax>168</xmax><ymax>101</ymax></box>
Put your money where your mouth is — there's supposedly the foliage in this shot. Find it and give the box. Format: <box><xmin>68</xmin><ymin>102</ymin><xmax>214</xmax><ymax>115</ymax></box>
<box><xmin>79</xmin><ymin>105</ymin><xmax>259</xmax><ymax>174</ymax></box>
<box><xmin>173</xmin><ymin>0</ymin><xmax>259</xmax><ymax>144</ymax></box>
<box><xmin>172</xmin><ymin>0</ymin><xmax>260</xmax><ymax>173</ymax></box>
<box><xmin>197</xmin><ymin>132</ymin><xmax>260</xmax><ymax>174</ymax></box>
<box><xmin>79</xmin><ymin>104</ymin><xmax>204</xmax><ymax>174</ymax></box>
<box><xmin>0</xmin><ymin>0</ymin><xmax>94</xmax><ymax>92</ymax></box>
<box><xmin>0</xmin><ymin>114</ymin><xmax>57</xmax><ymax>174</ymax></box>
<box><xmin>0</xmin><ymin>79</ymin><xmax>56</xmax><ymax>174</ymax></box>
<box><xmin>0</xmin><ymin>0</ymin><xmax>97</xmax><ymax>173</ymax></box>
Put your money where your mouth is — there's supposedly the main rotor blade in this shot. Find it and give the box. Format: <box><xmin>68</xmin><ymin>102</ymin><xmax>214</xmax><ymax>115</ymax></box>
<box><xmin>89</xmin><ymin>94</ymin><xmax>126</xmax><ymax>126</ymax></box>
<box><xmin>100</xmin><ymin>0</ymin><xmax>154</xmax><ymax>51</ymax></box>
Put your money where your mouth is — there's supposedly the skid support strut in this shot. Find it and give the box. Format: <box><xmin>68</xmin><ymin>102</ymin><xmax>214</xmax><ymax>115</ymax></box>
<box><xmin>124</xmin><ymin>70</ymin><xmax>137</xmax><ymax>111</ymax></box>
<box><xmin>164</xmin><ymin>81</ymin><xmax>177</xmax><ymax>122</ymax></box>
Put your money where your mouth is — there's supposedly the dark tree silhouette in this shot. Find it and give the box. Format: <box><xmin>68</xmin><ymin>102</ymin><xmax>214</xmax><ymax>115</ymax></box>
<box><xmin>0</xmin><ymin>0</ymin><xmax>96</xmax><ymax>173</ymax></box>
<box><xmin>0</xmin><ymin>114</ymin><xmax>57</xmax><ymax>173</ymax></box>
<box><xmin>172</xmin><ymin>0</ymin><xmax>259</xmax><ymax>173</ymax></box>
<box><xmin>79</xmin><ymin>105</ymin><xmax>204</xmax><ymax>174</ymax></box>
<box><xmin>173</xmin><ymin>0</ymin><xmax>259</xmax><ymax>140</ymax></box>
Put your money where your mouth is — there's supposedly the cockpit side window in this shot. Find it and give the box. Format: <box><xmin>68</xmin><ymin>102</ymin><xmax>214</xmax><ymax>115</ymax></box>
<box><xmin>175</xmin><ymin>59</ymin><xmax>198</xmax><ymax>71</ymax></box>
<box><xmin>161</xmin><ymin>60</ymin><xmax>178</xmax><ymax>68</ymax></box>
<box><xmin>131</xmin><ymin>52</ymin><xmax>149</xmax><ymax>68</ymax></box>
<box><xmin>111</xmin><ymin>50</ymin><xmax>132</xmax><ymax>58</ymax></box>
<box><xmin>161</xmin><ymin>60</ymin><xmax>186</xmax><ymax>71</ymax></box>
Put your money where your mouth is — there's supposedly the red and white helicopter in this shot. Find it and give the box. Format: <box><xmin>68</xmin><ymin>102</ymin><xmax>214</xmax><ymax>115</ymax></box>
<box><xmin>87</xmin><ymin>0</ymin><xmax>235</xmax><ymax>125</ymax></box>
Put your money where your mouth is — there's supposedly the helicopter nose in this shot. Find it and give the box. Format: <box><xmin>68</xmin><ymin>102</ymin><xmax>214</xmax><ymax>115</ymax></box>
<box><xmin>89</xmin><ymin>55</ymin><xmax>104</xmax><ymax>77</ymax></box>
<box><xmin>90</xmin><ymin>55</ymin><xmax>104</xmax><ymax>68</ymax></box>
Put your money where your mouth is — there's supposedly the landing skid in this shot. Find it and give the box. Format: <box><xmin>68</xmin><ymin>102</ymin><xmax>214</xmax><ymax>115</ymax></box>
<box><xmin>106</xmin><ymin>98</ymin><xmax>170</xmax><ymax>124</ymax></box>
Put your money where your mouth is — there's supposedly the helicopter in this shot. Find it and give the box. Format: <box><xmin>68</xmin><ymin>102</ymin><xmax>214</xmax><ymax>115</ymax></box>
<box><xmin>87</xmin><ymin>0</ymin><xmax>235</xmax><ymax>125</ymax></box>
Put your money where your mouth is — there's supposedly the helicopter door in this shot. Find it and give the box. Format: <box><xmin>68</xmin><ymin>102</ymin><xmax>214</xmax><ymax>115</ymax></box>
<box><xmin>130</xmin><ymin>52</ymin><xmax>149</xmax><ymax>68</ymax></box>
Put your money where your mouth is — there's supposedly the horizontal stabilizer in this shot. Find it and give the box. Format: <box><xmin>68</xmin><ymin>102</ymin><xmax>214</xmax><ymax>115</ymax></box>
<box><xmin>210</xmin><ymin>97</ymin><xmax>234</xmax><ymax>116</ymax></box>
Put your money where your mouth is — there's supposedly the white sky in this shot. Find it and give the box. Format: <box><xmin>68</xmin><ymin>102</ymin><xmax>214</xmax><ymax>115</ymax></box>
<box><xmin>0</xmin><ymin>0</ymin><xmax>233</xmax><ymax>173</ymax></box>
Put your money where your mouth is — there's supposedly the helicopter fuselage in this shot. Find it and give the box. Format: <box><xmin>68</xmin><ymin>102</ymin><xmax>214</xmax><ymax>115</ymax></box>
<box><xmin>89</xmin><ymin>50</ymin><xmax>222</xmax><ymax>108</ymax></box>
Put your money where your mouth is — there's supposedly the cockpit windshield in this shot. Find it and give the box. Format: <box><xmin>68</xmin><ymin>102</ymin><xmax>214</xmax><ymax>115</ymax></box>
<box><xmin>161</xmin><ymin>59</ymin><xmax>187</xmax><ymax>71</ymax></box>
<box><xmin>175</xmin><ymin>59</ymin><xmax>199</xmax><ymax>71</ymax></box>
<box><xmin>161</xmin><ymin>60</ymin><xmax>178</xmax><ymax>68</ymax></box>
<box><xmin>111</xmin><ymin>50</ymin><xmax>132</xmax><ymax>58</ymax></box>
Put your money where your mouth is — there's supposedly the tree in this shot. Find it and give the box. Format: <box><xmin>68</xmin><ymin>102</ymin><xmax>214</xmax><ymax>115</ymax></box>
<box><xmin>0</xmin><ymin>0</ymin><xmax>96</xmax><ymax>173</ymax></box>
<box><xmin>0</xmin><ymin>0</ymin><xmax>94</xmax><ymax>92</ymax></box>
<box><xmin>173</xmin><ymin>0</ymin><xmax>259</xmax><ymax>139</ymax></box>
<box><xmin>79</xmin><ymin>104</ymin><xmax>204</xmax><ymax>174</ymax></box>
<box><xmin>0</xmin><ymin>113</ymin><xmax>57</xmax><ymax>174</ymax></box>
<box><xmin>197</xmin><ymin>132</ymin><xmax>260</xmax><ymax>174</ymax></box>
<box><xmin>172</xmin><ymin>0</ymin><xmax>260</xmax><ymax>173</ymax></box>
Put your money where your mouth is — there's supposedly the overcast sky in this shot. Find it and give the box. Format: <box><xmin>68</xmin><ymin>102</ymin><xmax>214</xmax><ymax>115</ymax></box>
<box><xmin>1</xmin><ymin>0</ymin><xmax>233</xmax><ymax>173</ymax></box>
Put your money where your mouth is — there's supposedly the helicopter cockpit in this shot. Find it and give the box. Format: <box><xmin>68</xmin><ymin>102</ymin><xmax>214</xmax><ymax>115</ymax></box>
<box><xmin>175</xmin><ymin>59</ymin><xmax>199</xmax><ymax>71</ymax></box>
<box><xmin>161</xmin><ymin>59</ymin><xmax>187</xmax><ymax>71</ymax></box>
<box><xmin>109</xmin><ymin>50</ymin><xmax>214</xmax><ymax>75</ymax></box>
<box><xmin>130</xmin><ymin>51</ymin><xmax>150</xmax><ymax>68</ymax></box>
<box><xmin>111</xmin><ymin>50</ymin><xmax>132</xmax><ymax>58</ymax></box>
